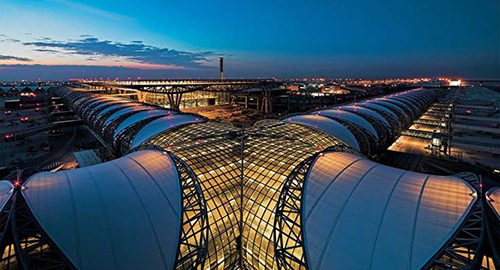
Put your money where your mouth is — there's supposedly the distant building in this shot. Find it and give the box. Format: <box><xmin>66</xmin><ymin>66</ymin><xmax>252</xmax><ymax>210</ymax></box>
<box><xmin>449</xmin><ymin>80</ymin><xmax>462</xmax><ymax>87</ymax></box>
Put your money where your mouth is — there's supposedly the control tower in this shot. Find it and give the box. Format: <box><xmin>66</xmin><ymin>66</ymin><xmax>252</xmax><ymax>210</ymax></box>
<box><xmin>219</xmin><ymin>56</ymin><xmax>224</xmax><ymax>80</ymax></box>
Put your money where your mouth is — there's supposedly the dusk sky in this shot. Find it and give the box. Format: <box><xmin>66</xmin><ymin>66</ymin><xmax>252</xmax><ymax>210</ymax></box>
<box><xmin>0</xmin><ymin>0</ymin><xmax>498</xmax><ymax>80</ymax></box>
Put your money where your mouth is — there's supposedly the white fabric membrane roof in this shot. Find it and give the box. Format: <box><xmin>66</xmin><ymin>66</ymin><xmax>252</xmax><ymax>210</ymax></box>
<box><xmin>337</xmin><ymin>105</ymin><xmax>390</xmax><ymax>128</ymax></box>
<box><xmin>284</xmin><ymin>115</ymin><xmax>360</xmax><ymax>151</ymax></box>
<box><xmin>0</xmin><ymin>181</ymin><xmax>13</xmax><ymax>212</ymax></box>
<box><xmin>391</xmin><ymin>96</ymin><xmax>421</xmax><ymax>112</ymax></box>
<box><xmin>374</xmin><ymin>100</ymin><xmax>408</xmax><ymax>114</ymax></box>
<box><xmin>357</xmin><ymin>102</ymin><xmax>399</xmax><ymax>120</ymax></box>
<box><xmin>95</xmin><ymin>102</ymin><xmax>136</xmax><ymax>120</ymax></box>
<box><xmin>131</xmin><ymin>114</ymin><xmax>204</xmax><ymax>149</ymax></box>
<box><xmin>303</xmin><ymin>152</ymin><xmax>476</xmax><ymax>270</ymax></box>
<box><xmin>113</xmin><ymin>109</ymin><xmax>174</xmax><ymax>139</ymax></box>
<box><xmin>103</xmin><ymin>105</ymin><xmax>153</xmax><ymax>126</ymax></box>
<box><xmin>82</xmin><ymin>97</ymin><xmax>122</xmax><ymax>111</ymax></box>
<box><xmin>92</xmin><ymin>100</ymin><xmax>130</xmax><ymax>114</ymax></box>
<box><xmin>23</xmin><ymin>150</ymin><xmax>182</xmax><ymax>270</ymax></box>
<box><xmin>313</xmin><ymin>109</ymin><xmax>379</xmax><ymax>141</ymax></box>
<box><xmin>383</xmin><ymin>98</ymin><xmax>418</xmax><ymax>117</ymax></box>
<box><xmin>487</xmin><ymin>187</ymin><xmax>500</xmax><ymax>220</ymax></box>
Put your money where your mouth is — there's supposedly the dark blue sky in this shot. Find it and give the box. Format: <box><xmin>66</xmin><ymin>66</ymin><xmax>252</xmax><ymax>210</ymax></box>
<box><xmin>0</xmin><ymin>0</ymin><xmax>498</xmax><ymax>80</ymax></box>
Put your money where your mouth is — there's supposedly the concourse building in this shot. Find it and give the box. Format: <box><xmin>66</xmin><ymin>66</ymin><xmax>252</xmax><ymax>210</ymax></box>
<box><xmin>0</xmin><ymin>87</ymin><xmax>495</xmax><ymax>270</ymax></box>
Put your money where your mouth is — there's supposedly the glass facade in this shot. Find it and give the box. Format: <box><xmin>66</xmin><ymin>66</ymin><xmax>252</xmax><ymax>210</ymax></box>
<box><xmin>140</xmin><ymin>90</ymin><xmax>229</xmax><ymax>109</ymax></box>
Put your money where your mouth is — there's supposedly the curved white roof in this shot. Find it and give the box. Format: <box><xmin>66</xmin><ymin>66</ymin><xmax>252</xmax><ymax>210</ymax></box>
<box><xmin>113</xmin><ymin>109</ymin><xmax>174</xmax><ymax>139</ymax></box>
<box><xmin>82</xmin><ymin>97</ymin><xmax>120</xmax><ymax>110</ymax></box>
<box><xmin>371</xmin><ymin>100</ymin><xmax>410</xmax><ymax>123</ymax></box>
<box><xmin>103</xmin><ymin>105</ymin><xmax>152</xmax><ymax>126</ymax></box>
<box><xmin>314</xmin><ymin>109</ymin><xmax>379</xmax><ymax>141</ymax></box>
<box><xmin>284</xmin><ymin>115</ymin><xmax>360</xmax><ymax>151</ymax></box>
<box><xmin>80</xmin><ymin>96</ymin><xmax>109</xmax><ymax>107</ymax></box>
<box><xmin>23</xmin><ymin>150</ymin><xmax>182</xmax><ymax>270</ymax></box>
<box><xmin>487</xmin><ymin>187</ymin><xmax>500</xmax><ymax>220</ymax></box>
<box><xmin>88</xmin><ymin>100</ymin><xmax>130</xmax><ymax>118</ymax></box>
<box><xmin>0</xmin><ymin>181</ymin><xmax>13</xmax><ymax>212</ymax></box>
<box><xmin>371</xmin><ymin>99</ymin><xmax>406</xmax><ymax>115</ymax></box>
<box><xmin>380</xmin><ymin>98</ymin><xmax>413</xmax><ymax>112</ymax></box>
<box><xmin>76</xmin><ymin>97</ymin><xmax>111</xmax><ymax>115</ymax></box>
<box><xmin>389</xmin><ymin>97</ymin><xmax>421</xmax><ymax>115</ymax></box>
<box><xmin>92</xmin><ymin>99</ymin><xmax>128</xmax><ymax>112</ymax></box>
<box><xmin>303</xmin><ymin>152</ymin><xmax>476</xmax><ymax>270</ymax></box>
<box><xmin>338</xmin><ymin>105</ymin><xmax>390</xmax><ymax>127</ymax></box>
<box><xmin>95</xmin><ymin>103</ymin><xmax>137</xmax><ymax>120</ymax></box>
<box><xmin>131</xmin><ymin>114</ymin><xmax>204</xmax><ymax>149</ymax></box>
<box><xmin>398</xmin><ymin>94</ymin><xmax>427</xmax><ymax>109</ymax></box>
<box><xmin>357</xmin><ymin>102</ymin><xmax>399</xmax><ymax>121</ymax></box>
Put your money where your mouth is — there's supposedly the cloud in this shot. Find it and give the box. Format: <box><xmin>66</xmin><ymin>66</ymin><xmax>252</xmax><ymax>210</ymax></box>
<box><xmin>23</xmin><ymin>37</ymin><xmax>218</xmax><ymax>68</ymax></box>
<box><xmin>0</xmin><ymin>64</ymin><xmax>219</xmax><ymax>81</ymax></box>
<box><xmin>0</xmin><ymin>38</ymin><xmax>21</xmax><ymax>43</ymax></box>
<box><xmin>0</xmin><ymin>55</ymin><xmax>33</xmax><ymax>62</ymax></box>
<box><xmin>34</xmin><ymin>49</ymin><xmax>60</xmax><ymax>53</ymax></box>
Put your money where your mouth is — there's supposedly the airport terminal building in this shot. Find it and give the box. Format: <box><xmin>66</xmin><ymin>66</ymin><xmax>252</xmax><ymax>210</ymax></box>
<box><xmin>0</xmin><ymin>87</ymin><xmax>497</xmax><ymax>269</ymax></box>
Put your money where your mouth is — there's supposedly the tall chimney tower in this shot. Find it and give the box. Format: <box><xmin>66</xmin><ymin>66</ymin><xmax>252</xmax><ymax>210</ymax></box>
<box><xmin>219</xmin><ymin>56</ymin><xmax>224</xmax><ymax>80</ymax></box>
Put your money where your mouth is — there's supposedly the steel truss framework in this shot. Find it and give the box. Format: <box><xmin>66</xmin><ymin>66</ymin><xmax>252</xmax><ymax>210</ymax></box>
<box><xmin>0</xmin><ymin>194</ymin><xmax>13</xmax><ymax>264</ymax></box>
<box><xmin>84</xmin><ymin>80</ymin><xmax>276</xmax><ymax>94</ymax></box>
<box><xmin>273</xmin><ymin>154</ymin><xmax>315</xmax><ymax>270</ymax></box>
<box><xmin>0</xmin><ymin>189</ymin><xmax>75</xmax><ymax>270</ymax></box>
<box><xmin>485</xmin><ymin>193</ymin><xmax>500</xmax><ymax>269</ymax></box>
<box><xmin>424</xmin><ymin>172</ymin><xmax>485</xmax><ymax>270</ymax></box>
<box><xmin>83</xmin><ymin>80</ymin><xmax>280</xmax><ymax>110</ymax></box>
<box><xmin>273</xmin><ymin>145</ymin><xmax>355</xmax><ymax>270</ymax></box>
<box><xmin>171</xmin><ymin>155</ymin><xmax>209</xmax><ymax>270</ymax></box>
